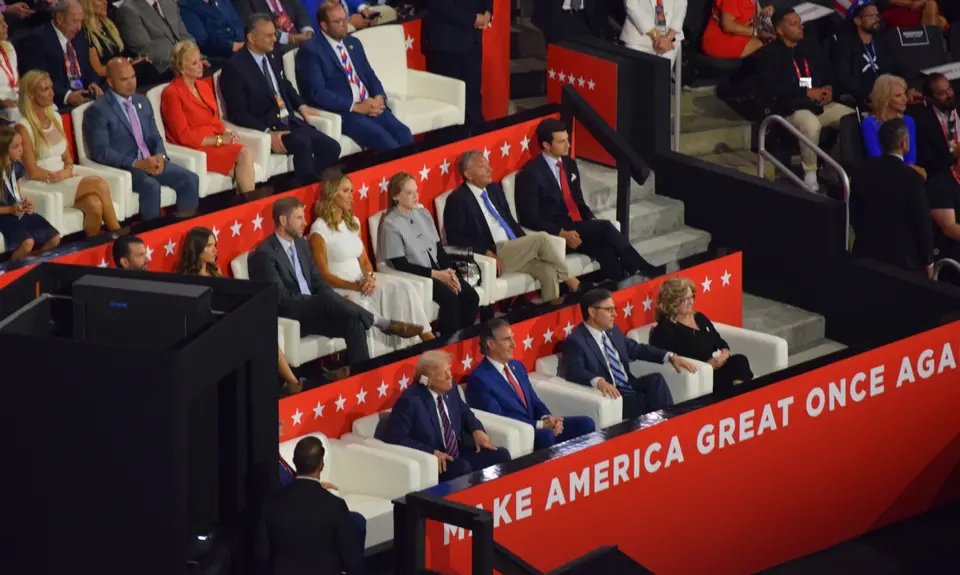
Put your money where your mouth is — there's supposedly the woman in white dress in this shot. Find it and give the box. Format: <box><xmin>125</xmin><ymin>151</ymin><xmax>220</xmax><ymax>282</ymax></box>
<box><xmin>0</xmin><ymin>13</ymin><xmax>20</xmax><ymax>122</ymax></box>
<box><xmin>308</xmin><ymin>171</ymin><xmax>435</xmax><ymax>350</ymax></box>
<box><xmin>16</xmin><ymin>70</ymin><xmax>121</xmax><ymax>236</ymax></box>
<box><xmin>621</xmin><ymin>0</ymin><xmax>688</xmax><ymax>65</ymax></box>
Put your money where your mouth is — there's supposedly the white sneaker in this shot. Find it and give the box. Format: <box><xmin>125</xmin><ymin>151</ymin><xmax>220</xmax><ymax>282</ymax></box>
<box><xmin>803</xmin><ymin>171</ymin><xmax>820</xmax><ymax>193</ymax></box>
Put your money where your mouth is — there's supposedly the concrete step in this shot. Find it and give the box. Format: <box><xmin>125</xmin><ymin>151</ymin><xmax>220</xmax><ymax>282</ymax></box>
<box><xmin>577</xmin><ymin>160</ymin><xmax>655</xmax><ymax>213</ymax></box>
<box><xmin>697</xmin><ymin>151</ymin><xmax>777</xmax><ymax>180</ymax></box>
<box><xmin>511</xmin><ymin>20</ymin><xmax>545</xmax><ymax>60</ymax></box>
<box><xmin>742</xmin><ymin>294</ymin><xmax>826</xmax><ymax>356</ymax></box>
<box><xmin>676</xmin><ymin>90</ymin><xmax>754</xmax><ymax>156</ymax></box>
<box><xmin>509</xmin><ymin>96</ymin><xmax>548</xmax><ymax>115</ymax></box>
<box><xmin>788</xmin><ymin>340</ymin><xmax>848</xmax><ymax>368</ymax></box>
<box><xmin>510</xmin><ymin>58</ymin><xmax>547</xmax><ymax>99</ymax></box>
<box><xmin>633</xmin><ymin>227</ymin><xmax>713</xmax><ymax>267</ymax></box>
<box><xmin>595</xmin><ymin>195</ymin><xmax>686</xmax><ymax>242</ymax></box>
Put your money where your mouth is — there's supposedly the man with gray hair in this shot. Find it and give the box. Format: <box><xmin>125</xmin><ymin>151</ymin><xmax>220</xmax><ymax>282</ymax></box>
<box><xmin>443</xmin><ymin>150</ymin><xmax>578</xmax><ymax>303</ymax></box>
<box><xmin>382</xmin><ymin>350</ymin><xmax>511</xmax><ymax>481</ymax></box>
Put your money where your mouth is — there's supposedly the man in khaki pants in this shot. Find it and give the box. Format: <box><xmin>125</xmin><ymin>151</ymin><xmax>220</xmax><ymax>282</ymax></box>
<box><xmin>443</xmin><ymin>150</ymin><xmax>579</xmax><ymax>302</ymax></box>
<box><xmin>760</xmin><ymin>8</ymin><xmax>855</xmax><ymax>192</ymax></box>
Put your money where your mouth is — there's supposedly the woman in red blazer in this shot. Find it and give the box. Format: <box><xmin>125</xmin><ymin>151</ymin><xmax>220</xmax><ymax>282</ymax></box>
<box><xmin>160</xmin><ymin>40</ymin><xmax>255</xmax><ymax>195</ymax></box>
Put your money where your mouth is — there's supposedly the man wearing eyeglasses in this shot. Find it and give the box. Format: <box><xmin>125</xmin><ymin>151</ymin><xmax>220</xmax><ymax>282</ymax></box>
<box><xmin>562</xmin><ymin>288</ymin><xmax>695</xmax><ymax>419</ymax></box>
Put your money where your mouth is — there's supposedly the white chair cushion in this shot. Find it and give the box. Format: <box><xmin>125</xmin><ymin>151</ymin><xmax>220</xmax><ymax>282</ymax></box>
<box><xmin>342</xmin><ymin>494</ymin><xmax>393</xmax><ymax>548</ymax></box>
<box><xmin>390</xmin><ymin>98</ymin><xmax>461</xmax><ymax>135</ymax></box>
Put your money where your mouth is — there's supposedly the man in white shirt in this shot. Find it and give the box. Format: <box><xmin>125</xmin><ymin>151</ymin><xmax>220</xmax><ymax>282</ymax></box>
<box><xmin>443</xmin><ymin>149</ymin><xmax>578</xmax><ymax>303</ymax></box>
<box><xmin>466</xmin><ymin>319</ymin><xmax>596</xmax><ymax>450</ymax></box>
<box><xmin>562</xmin><ymin>288</ymin><xmax>695</xmax><ymax>419</ymax></box>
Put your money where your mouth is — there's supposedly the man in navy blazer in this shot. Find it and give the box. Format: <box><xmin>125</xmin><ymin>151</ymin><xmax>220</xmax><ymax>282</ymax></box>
<box><xmin>295</xmin><ymin>2</ymin><xmax>412</xmax><ymax>152</ymax></box>
<box><xmin>83</xmin><ymin>58</ymin><xmax>199</xmax><ymax>220</ymax></box>
<box><xmin>562</xmin><ymin>288</ymin><xmax>696</xmax><ymax>420</ymax></box>
<box><xmin>516</xmin><ymin>119</ymin><xmax>655</xmax><ymax>281</ymax></box>
<box><xmin>381</xmin><ymin>350</ymin><xmax>510</xmax><ymax>482</ymax></box>
<box><xmin>423</xmin><ymin>0</ymin><xmax>490</xmax><ymax>126</ymax></box>
<box><xmin>18</xmin><ymin>0</ymin><xmax>102</xmax><ymax>107</ymax></box>
<box><xmin>467</xmin><ymin>319</ymin><xmax>595</xmax><ymax>451</ymax></box>
<box><xmin>179</xmin><ymin>0</ymin><xmax>246</xmax><ymax>62</ymax></box>
<box><xmin>220</xmin><ymin>13</ymin><xmax>341</xmax><ymax>186</ymax></box>
<box><xmin>443</xmin><ymin>150</ymin><xmax>576</xmax><ymax>302</ymax></box>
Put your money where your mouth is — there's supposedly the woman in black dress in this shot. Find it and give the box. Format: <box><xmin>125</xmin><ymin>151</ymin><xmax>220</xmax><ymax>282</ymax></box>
<box><xmin>649</xmin><ymin>277</ymin><xmax>753</xmax><ymax>394</ymax></box>
<box><xmin>82</xmin><ymin>0</ymin><xmax>160</xmax><ymax>84</ymax></box>
<box><xmin>0</xmin><ymin>126</ymin><xmax>60</xmax><ymax>260</ymax></box>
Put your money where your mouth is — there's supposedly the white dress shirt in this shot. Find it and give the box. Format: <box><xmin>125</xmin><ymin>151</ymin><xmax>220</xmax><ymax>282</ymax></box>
<box><xmin>584</xmin><ymin>323</ymin><xmax>669</xmax><ymax>387</ymax></box>
<box><xmin>53</xmin><ymin>25</ymin><xmax>79</xmax><ymax>105</ymax></box>
<box><xmin>561</xmin><ymin>0</ymin><xmax>584</xmax><ymax>10</ymax></box>
<box><xmin>466</xmin><ymin>182</ymin><xmax>511</xmax><ymax>246</ymax></box>
<box><xmin>541</xmin><ymin>152</ymin><xmax>565</xmax><ymax>188</ymax></box>
<box><xmin>485</xmin><ymin>357</ymin><xmax>546</xmax><ymax>428</ymax></box>
<box><xmin>323</xmin><ymin>31</ymin><xmax>361</xmax><ymax>104</ymax></box>
<box><xmin>424</xmin><ymin>383</ymin><xmax>459</xmax><ymax>446</ymax></box>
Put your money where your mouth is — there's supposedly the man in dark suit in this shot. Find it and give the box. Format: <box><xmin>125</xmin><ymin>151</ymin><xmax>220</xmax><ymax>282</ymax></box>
<box><xmin>466</xmin><ymin>319</ymin><xmax>595</xmax><ymax>451</ymax></box>
<box><xmin>18</xmin><ymin>0</ymin><xmax>102</xmax><ymax>107</ymax></box>
<box><xmin>83</xmin><ymin>58</ymin><xmax>199</xmax><ymax>220</ymax></box>
<box><xmin>851</xmin><ymin>117</ymin><xmax>936</xmax><ymax>275</ymax></box>
<box><xmin>220</xmin><ymin>13</ymin><xmax>340</xmax><ymax>187</ymax></box>
<box><xmin>179</xmin><ymin>0</ymin><xmax>247</xmax><ymax>63</ymax></box>
<box><xmin>422</xmin><ymin>0</ymin><xmax>489</xmax><ymax>126</ymax></box>
<box><xmin>910</xmin><ymin>72</ymin><xmax>960</xmax><ymax>179</ymax></box>
<box><xmin>382</xmin><ymin>350</ymin><xmax>511</xmax><ymax>482</ymax></box>
<box><xmin>295</xmin><ymin>1</ymin><xmax>412</xmax><ymax>152</ymax></box>
<box><xmin>256</xmin><ymin>435</ymin><xmax>363</xmax><ymax>574</ymax></box>
<box><xmin>516</xmin><ymin>119</ymin><xmax>654</xmax><ymax>280</ymax></box>
<box><xmin>234</xmin><ymin>0</ymin><xmax>315</xmax><ymax>51</ymax></box>
<box><xmin>562</xmin><ymin>288</ymin><xmax>695</xmax><ymax>420</ymax></box>
<box><xmin>532</xmin><ymin>0</ymin><xmax>602</xmax><ymax>45</ymax></box>
<box><xmin>444</xmin><ymin>150</ymin><xmax>577</xmax><ymax>303</ymax></box>
<box><xmin>248</xmin><ymin>197</ymin><xmax>422</xmax><ymax>365</ymax></box>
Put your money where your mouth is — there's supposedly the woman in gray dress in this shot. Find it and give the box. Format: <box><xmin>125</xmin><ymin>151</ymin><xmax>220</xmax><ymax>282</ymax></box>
<box><xmin>378</xmin><ymin>171</ymin><xmax>481</xmax><ymax>335</ymax></box>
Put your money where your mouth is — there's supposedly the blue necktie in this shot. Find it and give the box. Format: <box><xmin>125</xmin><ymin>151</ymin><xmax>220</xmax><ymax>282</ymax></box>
<box><xmin>480</xmin><ymin>189</ymin><xmax>517</xmax><ymax>241</ymax></box>
<box><xmin>287</xmin><ymin>243</ymin><xmax>312</xmax><ymax>296</ymax></box>
<box><xmin>602</xmin><ymin>333</ymin><xmax>629</xmax><ymax>389</ymax></box>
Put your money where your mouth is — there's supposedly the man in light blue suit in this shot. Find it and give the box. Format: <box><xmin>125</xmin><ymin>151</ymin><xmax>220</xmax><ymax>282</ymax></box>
<box><xmin>295</xmin><ymin>1</ymin><xmax>413</xmax><ymax>152</ymax></box>
<box><xmin>82</xmin><ymin>58</ymin><xmax>199</xmax><ymax>221</ymax></box>
<box><xmin>466</xmin><ymin>319</ymin><xmax>596</xmax><ymax>451</ymax></box>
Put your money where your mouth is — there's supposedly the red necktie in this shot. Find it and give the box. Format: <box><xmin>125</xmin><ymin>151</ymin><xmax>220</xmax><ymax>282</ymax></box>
<box><xmin>504</xmin><ymin>365</ymin><xmax>527</xmax><ymax>407</ymax></box>
<box><xmin>557</xmin><ymin>160</ymin><xmax>582</xmax><ymax>222</ymax></box>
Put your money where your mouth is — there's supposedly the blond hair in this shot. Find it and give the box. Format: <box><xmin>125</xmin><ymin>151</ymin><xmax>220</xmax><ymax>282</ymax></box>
<box><xmin>413</xmin><ymin>350</ymin><xmax>453</xmax><ymax>382</ymax></box>
<box><xmin>870</xmin><ymin>74</ymin><xmax>908</xmax><ymax>120</ymax></box>
<box><xmin>169</xmin><ymin>40</ymin><xmax>201</xmax><ymax>77</ymax></box>
<box><xmin>18</xmin><ymin>71</ymin><xmax>65</xmax><ymax>154</ymax></box>
<box><xmin>655</xmin><ymin>277</ymin><xmax>696</xmax><ymax>323</ymax></box>
<box><xmin>82</xmin><ymin>0</ymin><xmax>124</xmax><ymax>56</ymax></box>
<box><xmin>315</xmin><ymin>171</ymin><xmax>360</xmax><ymax>233</ymax></box>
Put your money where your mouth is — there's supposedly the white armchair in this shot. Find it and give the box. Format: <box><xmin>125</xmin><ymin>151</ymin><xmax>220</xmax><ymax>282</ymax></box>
<box><xmin>626</xmin><ymin>325</ymin><xmax>713</xmax><ymax>402</ymax></box>
<box><xmin>279</xmin><ymin>432</ymin><xmax>420</xmax><ymax>549</ymax></box>
<box><xmin>282</xmin><ymin>49</ymin><xmax>362</xmax><ymax>157</ymax></box>
<box><xmin>211</xmin><ymin>70</ymin><xmax>294</xmax><ymax>180</ymax></box>
<box><xmin>18</xmin><ymin>169</ymin><xmax>124</xmax><ymax>238</ymax></box>
<box><xmin>532</xmin><ymin>354</ymin><xmax>624</xmax><ymax>429</ymax></box>
<box><xmin>434</xmin><ymin>190</ymin><xmax>537</xmax><ymax>307</ymax></box>
<box><xmin>353</xmin><ymin>24</ymin><xmax>465</xmax><ymax>135</ymax></box>
<box><xmin>71</xmin><ymin>101</ymin><xmax>197</xmax><ymax>219</ymax></box>
<box><xmin>144</xmin><ymin>84</ymin><xmax>267</xmax><ymax>197</ymax></box>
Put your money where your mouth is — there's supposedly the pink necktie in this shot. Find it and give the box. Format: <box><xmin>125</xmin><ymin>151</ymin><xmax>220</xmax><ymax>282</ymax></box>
<box><xmin>124</xmin><ymin>100</ymin><xmax>151</xmax><ymax>160</ymax></box>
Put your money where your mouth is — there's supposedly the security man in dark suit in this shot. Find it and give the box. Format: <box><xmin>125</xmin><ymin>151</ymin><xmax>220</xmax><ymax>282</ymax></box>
<box><xmin>516</xmin><ymin>118</ymin><xmax>655</xmax><ymax>281</ymax></box>
<box><xmin>422</xmin><ymin>0</ymin><xmax>490</xmax><ymax>126</ymax></box>
<box><xmin>910</xmin><ymin>72</ymin><xmax>960</xmax><ymax>179</ymax></box>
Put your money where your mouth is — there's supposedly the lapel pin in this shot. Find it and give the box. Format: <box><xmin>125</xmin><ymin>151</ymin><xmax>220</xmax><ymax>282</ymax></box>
<box><xmin>137</xmin><ymin>102</ymin><xmax>142</xmax><ymax>110</ymax></box>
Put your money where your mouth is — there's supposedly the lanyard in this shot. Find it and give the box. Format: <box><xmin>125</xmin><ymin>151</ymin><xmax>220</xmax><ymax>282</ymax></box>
<box><xmin>792</xmin><ymin>57</ymin><xmax>811</xmax><ymax>80</ymax></box>
<box><xmin>952</xmin><ymin>165</ymin><xmax>960</xmax><ymax>187</ymax></box>
<box><xmin>936</xmin><ymin>108</ymin><xmax>960</xmax><ymax>149</ymax></box>
<box><xmin>864</xmin><ymin>41</ymin><xmax>878</xmax><ymax>74</ymax></box>
<box><xmin>7</xmin><ymin>168</ymin><xmax>19</xmax><ymax>204</ymax></box>
<box><xmin>0</xmin><ymin>46</ymin><xmax>16</xmax><ymax>89</ymax></box>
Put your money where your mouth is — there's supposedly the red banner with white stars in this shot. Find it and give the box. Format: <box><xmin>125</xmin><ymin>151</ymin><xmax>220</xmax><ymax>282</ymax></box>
<box><xmin>0</xmin><ymin>115</ymin><xmax>556</xmax><ymax>288</ymax></box>
<box><xmin>546</xmin><ymin>44</ymin><xmax>618</xmax><ymax>166</ymax></box>
<box><xmin>277</xmin><ymin>253</ymin><xmax>742</xmax><ymax>441</ymax></box>
<box><xmin>400</xmin><ymin>18</ymin><xmax>426</xmax><ymax>71</ymax></box>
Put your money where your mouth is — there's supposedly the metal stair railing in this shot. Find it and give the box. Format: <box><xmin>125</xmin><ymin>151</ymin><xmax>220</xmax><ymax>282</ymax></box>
<box><xmin>933</xmin><ymin>258</ymin><xmax>960</xmax><ymax>281</ymax></box>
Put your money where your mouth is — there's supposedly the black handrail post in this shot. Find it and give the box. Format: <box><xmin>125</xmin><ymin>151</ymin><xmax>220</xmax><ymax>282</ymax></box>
<box><xmin>394</xmin><ymin>497</ymin><xmax>425</xmax><ymax>575</ymax></box>
<box><xmin>470</xmin><ymin>514</ymin><xmax>495</xmax><ymax>575</ymax></box>
<box><xmin>616</xmin><ymin>156</ymin><xmax>631</xmax><ymax>241</ymax></box>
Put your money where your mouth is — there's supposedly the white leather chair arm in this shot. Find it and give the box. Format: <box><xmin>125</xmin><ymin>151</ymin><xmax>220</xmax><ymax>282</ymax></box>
<box><xmin>18</xmin><ymin>184</ymin><xmax>64</xmax><ymax>232</ymax></box>
<box><xmin>405</xmin><ymin>69</ymin><xmax>466</xmax><ymax>110</ymax></box>
<box><xmin>224</xmin><ymin>123</ymin><xmax>272</xmax><ymax>176</ymax></box>
<box><xmin>472</xmin><ymin>253</ymin><xmax>499</xmax><ymax>306</ymax></box>
<box><xmin>304</xmin><ymin>110</ymin><xmax>341</xmax><ymax>140</ymax></box>
<box><xmin>374</xmin><ymin>266</ymin><xmax>434</xmax><ymax>315</ymax></box>
<box><xmin>528</xmin><ymin>372</ymin><xmax>624</xmax><ymax>429</ymax></box>
<box><xmin>340</xmin><ymin>433</ymin><xmax>439</xmax><ymax>489</ymax></box>
<box><xmin>631</xmin><ymin>358</ymin><xmax>713</xmax><ymax>403</ymax></box>
<box><xmin>333</xmin><ymin>442</ymin><xmax>420</xmax><ymax>499</ymax></box>
<box><xmin>714</xmin><ymin>323</ymin><xmax>789</xmax><ymax>377</ymax></box>
<box><xmin>74</xmin><ymin>160</ymin><xmax>136</xmax><ymax>218</ymax></box>
<box><xmin>472</xmin><ymin>410</ymin><xmax>534</xmax><ymax>459</ymax></box>
<box><xmin>165</xmin><ymin>143</ymin><xmax>205</xmax><ymax>173</ymax></box>
<box><xmin>277</xmin><ymin>317</ymin><xmax>302</xmax><ymax>368</ymax></box>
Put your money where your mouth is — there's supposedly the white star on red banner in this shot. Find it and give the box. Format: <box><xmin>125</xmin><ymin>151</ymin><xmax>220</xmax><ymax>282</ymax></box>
<box><xmin>230</xmin><ymin>220</ymin><xmax>242</xmax><ymax>237</ymax></box>
<box><xmin>439</xmin><ymin>159</ymin><xmax>450</xmax><ymax>175</ymax></box>
<box><xmin>523</xmin><ymin>334</ymin><xmax>534</xmax><ymax>350</ymax></box>
<box><xmin>145</xmin><ymin>245</ymin><xmax>154</xmax><ymax>261</ymax></box>
<box><xmin>563</xmin><ymin>322</ymin><xmax>574</xmax><ymax>336</ymax></box>
<box><xmin>461</xmin><ymin>354</ymin><xmax>473</xmax><ymax>370</ymax></box>
<box><xmin>398</xmin><ymin>374</ymin><xmax>410</xmax><ymax>389</ymax></box>
<box><xmin>377</xmin><ymin>381</ymin><xmax>389</xmax><ymax>397</ymax></box>
<box><xmin>356</xmin><ymin>388</ymin><xmax>367</xmax><ymax>404</ymax></box>
<box><xmin>292</xmin><ymin>409</ymin><xmax>303</xmax><ymax>425</ymax></box>
<box><xmin>379</xmin><ymin>177</ymin><xmax>389</xmax><ymax>193</ymax></box>
<box><xmin>313</xmin><ymin>402</ymin><xmax>324</xmax><ymax>418</ymax></box>
<box><xmin>335</xmin><ymin>394</ymin><xmax>347</xmax><ymax>411</ymax></box>
<box><xmin>623</xmin><ymin>301</ymin><xmax>633</xmax><ymax>317</ymax></box>
<box><xmin>500</xmin><ymin>141</ymin><xmax>511</xmax><ymax>157</ymax></box>
<box><xmin>701</xmin><ymin>277</ymin><xmax>712</xmax><ymax>293</ymax></box>
<box><xmin>419</xmin><ymin>164</ymin><xmax>430</xmax><ymax>181</ymax></box>
<box><xmin>358</xmin><ymin>183</ymin><xmax>369</xmax><ymax>199</ymax></box>
<box><xmin>164</xmin><ymin>239</ymin><xmax>176</xmax><ymax>256</ymax></box>
<box><xmin>642</xmin><ymin>295</ymin><xmax>653</xmax><ymax>311</ymax></box>
<box><xmin>520</xmin><ymin>136</ymin><xmax>530</xmax><ymax>152</ymax></box>
<box><xmin>721</xmin><ymin>270</ymin><xmax>731</xmax><ymax>286</ymax></box>
<box><xmin>252</xmin><ymin>214</ymin><xmax>263</xmax><ymax>231</ymax></box>
<box><xmin>543</xmin><ymin>327</ymin><xmax>554</xmax><ymax>343</ymax></box>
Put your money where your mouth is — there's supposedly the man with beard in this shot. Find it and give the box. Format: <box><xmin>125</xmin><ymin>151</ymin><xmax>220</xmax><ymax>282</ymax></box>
<box><xmin>112</xmin><ymin>235</ymin><xmax>148</xmax><ymax>270</ymax></box>
<box><xmin>834</xmin><ymin>1</ymin><xmax>919</xmax><ymax>108</ymax></box>
<box><xmin>910</xmin><ymin>72</ymin><xmax>960</xmax><ymax>178</ymax></box>
<box><xmin>248</xmin><ymin>196</ymin><xmax>423</xmax><ymax>365</ymax></box>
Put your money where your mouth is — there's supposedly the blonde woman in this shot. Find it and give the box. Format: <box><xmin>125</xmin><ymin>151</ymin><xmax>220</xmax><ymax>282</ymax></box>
<box><xmin>16</xmin><ymin>70</ymin><xmax>121</xmax><ymax>236</ymax></box>
<box><xmin>862</xmin><ymin>74</ymin><xmax>924</xmax><ymax>177</ymax></box>
<box><xmin>308</xmin><ymin>170</ymin><xmax>434</xmax><ymax>346</ymax></box>
<box><xmin>649</xmin><ymin>277</ymin><xmax>753</xmax><ymax>393</ymax></box>
<box><xmin>0</xmin><ymin>13</ymin><xmax>20</xmax><ymax>122</ymax></box>
<box><xmin>83</xmin><ymin>0</ymin><xmax>150</xmax><ymax>79</ymax></box>
<box><xmin>161</xmin><ymin>41</ymin><xmax>255</xmax><ymax>195</ymax></box>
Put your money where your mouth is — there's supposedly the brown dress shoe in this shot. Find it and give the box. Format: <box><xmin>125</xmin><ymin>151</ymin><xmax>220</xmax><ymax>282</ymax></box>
<box><xmin>382</xmin><ymin>320</ymin><xmax>426</xmax><ymax>339</ymax></box>
<box><xmin>420</xmin><ymin>331</ymin><xmax>436</xmax><ymax>342</ymax></box>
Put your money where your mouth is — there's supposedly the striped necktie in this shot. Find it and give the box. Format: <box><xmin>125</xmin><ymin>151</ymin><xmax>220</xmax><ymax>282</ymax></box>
<box><xmin>602</xmin><ymin>333</ymin><xmax>629</xmax><ymax>389</ymax></box>
<box><xmin>336</xmin><ymin>43</ymin><xmax>367</xmax><ymax>102</ymax></box>
<box><xmin>437</xmin><ymin>395</ymin><xmax>460</xmax><ymax>457</ymax></box>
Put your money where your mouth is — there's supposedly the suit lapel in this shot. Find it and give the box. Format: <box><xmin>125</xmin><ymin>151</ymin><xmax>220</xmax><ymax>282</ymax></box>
<box><xmin>144</xmin><ymin>0</ymin><xmax>177</xmax><ymax>43</ymax></box>
<box><xmin>577</xmin><ymin>324</ymin><xmax>612</xmax><ymax>380</ymax></box>
<box><xmin>488</xmin><ymin>359</ymin><xmax>529</xmax><ymax>416</ymax></box>
<box><xmin>420</xmin><ymin>386</ymin><xmax>445</xmax><ymax>447</ymax></box>
<box><xmin>106</xmin><ymin>94</ymin><xmax>137</xmax><ymax>140</ymax></box>
<box><xmin>538</xmin><ymin>153</ymin><xmax>563</xmax><ymax>195</ymax></box>
<box><xmin>268</xmin><ymin>235</ymin><xmax>299</xmax><ymax>284</ymax></box>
